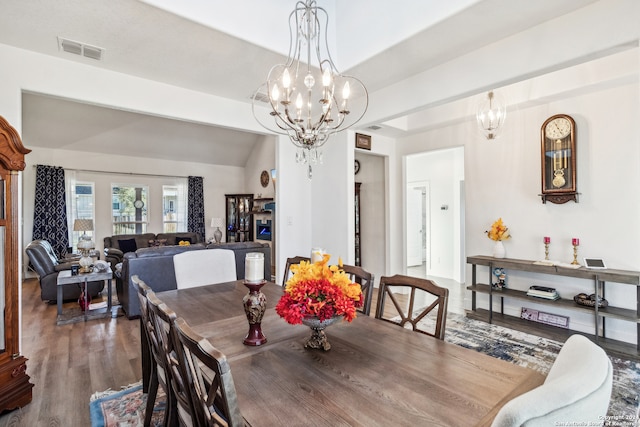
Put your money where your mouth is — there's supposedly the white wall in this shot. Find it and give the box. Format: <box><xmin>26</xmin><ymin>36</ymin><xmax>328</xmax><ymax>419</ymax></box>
<box><xmin>394</xmin><ymin>53</ymin><xmax>640</xmax><ymax>344</ymax></box>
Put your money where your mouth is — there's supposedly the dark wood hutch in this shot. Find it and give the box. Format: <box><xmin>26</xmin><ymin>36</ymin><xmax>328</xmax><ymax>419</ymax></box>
<box><xmin>0</xmin><ymin>116</ymin><xmax>33</xmax><ymax>413</ymax></box>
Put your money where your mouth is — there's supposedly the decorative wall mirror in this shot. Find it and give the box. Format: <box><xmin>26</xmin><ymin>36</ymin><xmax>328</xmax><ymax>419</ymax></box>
<box><xmin>540</xmin><ymin>114</ymin><xmax>578</xmax><ymax>204</ymax></box>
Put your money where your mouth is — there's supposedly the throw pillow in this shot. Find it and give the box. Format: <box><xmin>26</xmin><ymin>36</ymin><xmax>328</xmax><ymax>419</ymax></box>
<box><xmin>177</xmin><ymin>236</ymin><xmax>192</xmax><ymax>245</ymax></box>
<box><xmin>118</xmin><ymin>238</ymin><xmax>138</xmax><ymax>253</ymax></box>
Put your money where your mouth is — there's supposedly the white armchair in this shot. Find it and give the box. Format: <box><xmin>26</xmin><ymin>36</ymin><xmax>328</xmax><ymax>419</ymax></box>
<box><xmin>173</xmin><ymin>249</ymin><xmax>237</xmax><ymax>289</ymax></box>
<box><xmin>492</xmin><ymin>334</ymin><xmax>613</xmax><ymax>427</ymax></box>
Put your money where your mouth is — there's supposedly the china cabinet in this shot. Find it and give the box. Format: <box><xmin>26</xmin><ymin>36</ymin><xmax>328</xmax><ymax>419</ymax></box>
<box><xmin>0</xmin><ymin>116</ymin><xmax>33</xmax><ymax>412</ymax></box>
<box><xmin>225</xmin><ymin>194</ymin><xmax>254</xmax><ymax>243</ymax></box>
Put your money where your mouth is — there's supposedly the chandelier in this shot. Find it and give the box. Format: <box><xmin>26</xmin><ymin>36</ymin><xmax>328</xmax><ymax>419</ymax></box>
<box><xmin>252</xmin><ymin>0</ymin><xmax>368</xmax><ymax>178</ymax></box>
<box><xmin>476</xmin><ymin>90</ymin><xmax>507</xmax><ymax>140</ymax></box>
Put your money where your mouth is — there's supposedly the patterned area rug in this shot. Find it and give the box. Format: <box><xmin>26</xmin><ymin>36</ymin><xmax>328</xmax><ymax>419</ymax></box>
<box><xmin>89</xmin><ymin>314</ymin><xmax>640</xmax><ymax>426</ymax></box>
<box><xmin>89</xmin><ymin>382</ymin><xmax>165</xmax><ymax>427</ymax></box>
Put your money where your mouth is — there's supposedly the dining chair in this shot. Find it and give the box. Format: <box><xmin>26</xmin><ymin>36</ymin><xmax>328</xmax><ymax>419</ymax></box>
<box><xmin>491</xmin><ymin>334</ymin><xmax>613</xmax><ymax>426</ymax></box>
<box><xmin>173</xmin><ymin>316</ymin><xmax>245</xmax><ymax>427</ymax></box>
<box><xmin>340</xmin><ymin>264</ymin><xmax>375</xmax><ymax>316</ymax></box>
<box><xmin>173</xmin><ymin>249</ymin><xmax>237</xmax><ymax>289</ymax></box>
<box><xmin>136</xmin><ymin>282</ymin><xmax>177</xmax><ymax>427</ymax></box>
<box><xmin>375</xmin><ymin>274</ymin><xmax>449</xmax><ymax>339</ymax></box>
<box><xmin>148</xmin><ymin>295</ymin><xmax>196</xmax><ymax>427</ymax></box>
<box><xmin>281</xmin><ymin>256</ymin><xmax>310</xmax><ymax>287</ymax></box>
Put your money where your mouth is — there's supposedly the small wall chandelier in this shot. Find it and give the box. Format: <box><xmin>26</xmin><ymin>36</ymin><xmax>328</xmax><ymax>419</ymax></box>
<box><xmin>252</xmin><ymin>0</ymin><xmax>368</xmax><ymax>178</ymax></box>
<box><xmin>476</xmin><ymin>90</ymin><xmax>507</xmax><ymax>140</ymax></box>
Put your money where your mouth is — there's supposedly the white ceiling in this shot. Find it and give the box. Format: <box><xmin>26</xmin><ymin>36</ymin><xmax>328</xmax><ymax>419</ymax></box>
<box><xmin>0</xmin><ymin>0</ymin><xmax>599</xmax><ymax>166</ymax></box>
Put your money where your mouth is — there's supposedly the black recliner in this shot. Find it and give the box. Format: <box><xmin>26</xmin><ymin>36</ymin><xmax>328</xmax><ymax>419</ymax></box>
<box><xmin>25</xmin><ymin>240</ymin><xmax>104</xmax><ymax>302</ymax></box>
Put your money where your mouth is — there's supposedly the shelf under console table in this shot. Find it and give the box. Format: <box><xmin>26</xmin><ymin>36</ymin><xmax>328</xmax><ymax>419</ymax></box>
<box><xmin>467</xmin><ymin>255</ymin><xmax>640</xmax><ymax>355</ymax></box>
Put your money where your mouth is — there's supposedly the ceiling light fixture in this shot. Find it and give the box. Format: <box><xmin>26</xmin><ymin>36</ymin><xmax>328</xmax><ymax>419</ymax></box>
<box><xmin>252</xmin><ymin>0</ymin><xmax>368</xmax><ymax>178</ymax></box>
<box><xmin>476</xmin><ymin>90</ymin><xmax>506</xmax><ymax>140</ymax></box>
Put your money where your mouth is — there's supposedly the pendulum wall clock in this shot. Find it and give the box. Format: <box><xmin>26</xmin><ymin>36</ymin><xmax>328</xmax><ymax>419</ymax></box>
<box><xmin>540</xmin><ymin>114</ymin><xmax>578</xmax><ymax>204</ymax></box>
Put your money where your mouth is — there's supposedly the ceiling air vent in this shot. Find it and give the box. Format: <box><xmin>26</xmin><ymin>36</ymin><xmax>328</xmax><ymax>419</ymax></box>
<box><xmin>367</xmin><ymin>125</ymin><xmax>382</xmax><ymax>131</ymax></box>
<box><xmin>57</xmin><ymin>37</ymin><xmax>104</xmax><ymax>61</ymax></box>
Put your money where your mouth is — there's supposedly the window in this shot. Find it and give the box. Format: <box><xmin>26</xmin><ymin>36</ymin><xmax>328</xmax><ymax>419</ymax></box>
<box><xmin>162</xmin><ymin>185</ymin><xmax>187</xmax><ymax>232</ymax></box>
<box><xmin>112</xmin><ymin>185</ymin><xmax>148</xmax><ymax>235</ymax></box>
<box><xmin>68</xmin><ymin>182</ymin><xmax>95</xmax><ymax>252</ymax></box>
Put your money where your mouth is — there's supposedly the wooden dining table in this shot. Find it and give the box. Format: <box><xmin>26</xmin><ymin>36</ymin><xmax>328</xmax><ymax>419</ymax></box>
<box><xmin>149</xmin><ymin>280</ymin><xmax>545</xmax><ymax>426</ymax></box>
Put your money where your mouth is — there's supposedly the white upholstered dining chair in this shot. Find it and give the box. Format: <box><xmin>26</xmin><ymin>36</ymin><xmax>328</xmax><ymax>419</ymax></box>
<box><xmin>173</xmin><ymin>249</ymin><xmax>237</xmax><ymax>289</ymax></box>
<box><xmin>491</xmin><ymin>334</ymin><xmax>613</xmax><ymax>427</ymax></box>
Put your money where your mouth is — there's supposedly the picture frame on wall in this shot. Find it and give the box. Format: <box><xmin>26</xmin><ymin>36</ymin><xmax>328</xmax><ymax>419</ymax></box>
<box><xmin>355</xmin><ymin>133</ymin><xmax>371</xmax><ymax>150</ymax></box>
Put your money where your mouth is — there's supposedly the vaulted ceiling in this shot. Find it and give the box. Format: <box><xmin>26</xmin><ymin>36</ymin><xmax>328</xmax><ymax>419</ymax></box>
<box><xmin>0</xmin><ymin>0</ymin><xmax>599</xmax><ymax>166</ymax></box>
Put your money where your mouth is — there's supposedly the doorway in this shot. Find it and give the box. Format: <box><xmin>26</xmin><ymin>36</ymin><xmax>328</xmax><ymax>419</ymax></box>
<box><xmin>405</xmin><ymin>147</ymin><xmax>464</xmax><ymax>282</ymax></box>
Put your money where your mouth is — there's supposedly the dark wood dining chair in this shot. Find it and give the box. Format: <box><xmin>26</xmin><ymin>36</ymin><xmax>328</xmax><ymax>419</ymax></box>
<box><xmin>131</xmin><ymin>276</ymin><xmax>177</xmax><ymax>427</ymax></box>
<box><xmin>173</xmin><ymin>316</ymin><xmax>245</xmax><ymax>427</ymax></box>
<box><xmin>282</xmin><ymin>256</ymin><xmax>310</xmax><ymax>287</ymax></box>
<box><xmin>340</xmin><ymin>264</ymin><xmax>375</xmax><ymax>316</ymax></box>
<box><xmin>147</xmin><ymin>293</ymin><xmax>196</xmax><ymax>427</ymax></box>
<box><xmin>375</xmin><ymin>274</ymin><xmax>449</xmax><ymax>340</ymax></box>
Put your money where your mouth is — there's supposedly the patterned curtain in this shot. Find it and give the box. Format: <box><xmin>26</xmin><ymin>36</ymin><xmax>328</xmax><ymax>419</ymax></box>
<box><xmin>187</xmin><ymin>176</ymin><xmax>205</xmax><ymax>242</ymax></box>
<box><xmin>32</xmin><ymin>165</ymin><xmax>70</xmax><ymax>258</ymax></box>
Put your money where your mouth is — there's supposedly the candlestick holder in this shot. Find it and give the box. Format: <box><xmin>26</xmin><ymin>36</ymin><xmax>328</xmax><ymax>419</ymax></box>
<box><xmin>242</xmin><ymin>280</ymin><xmax>267</xmax><ymax>346</ymax></box>
<box><xmin>571</xmin><ymin>244</ymin><xmax>580</xmax><ymax>265</ymax></box>
<box><xmin>544</xmin><ymin>243</ymin><xmax>550</xmax><ymax>260</ymax></box>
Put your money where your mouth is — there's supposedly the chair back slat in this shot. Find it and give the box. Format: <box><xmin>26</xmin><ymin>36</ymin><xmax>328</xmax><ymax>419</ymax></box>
<box><xmin>174</xmin><ymin>317</ymin><xmax>245</xmax><ymax>427</ymax></box>
<box><xmin>340</xmin><ymin>264</ymin><xmax>374</xmax><ymax>316</ymax></box>
<box><xmin>375</xmin><ymin>274</ymin><xmax>449</xmax><ymax>339</ymax></box>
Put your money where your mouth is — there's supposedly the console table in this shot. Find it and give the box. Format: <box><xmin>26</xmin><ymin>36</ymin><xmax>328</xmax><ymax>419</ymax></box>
<box><xmin>467</xmin><ymin>255</ymin><xmax>640</xmax><ymax>355</ymax></box>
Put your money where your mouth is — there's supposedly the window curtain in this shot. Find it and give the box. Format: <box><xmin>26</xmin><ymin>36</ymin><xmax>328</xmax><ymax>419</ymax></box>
<box><xmin>32</xmin><ymin>165</ymin><xmax>70</xmax><ymax>258</ymax></box>
<box><xmin>187</xmin><ymin>176</ymin><xmax>205</xmax><ymax>242</ymax></box>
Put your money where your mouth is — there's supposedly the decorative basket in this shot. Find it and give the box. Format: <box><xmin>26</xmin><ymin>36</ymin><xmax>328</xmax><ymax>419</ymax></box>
<box><xmin>574</xmin><ymin>293</ymin><xmax>608</xmax><ymax>308</ymax></box>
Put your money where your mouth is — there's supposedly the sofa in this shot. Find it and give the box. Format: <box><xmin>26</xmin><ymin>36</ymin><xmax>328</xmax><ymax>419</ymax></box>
<box><xmin>25</xmin><ymin>240</ymin><xmax>105</xmax><ymax>302</ymax></box>
<box><xmin>118</xmin><ymin>241</ymin><xmax>271</xmax><ymax>319</ymax></box>
<box><xmin>104</xmin><ymin>232</ymin><xmax>201</xmax><ymax>269</ymax></box>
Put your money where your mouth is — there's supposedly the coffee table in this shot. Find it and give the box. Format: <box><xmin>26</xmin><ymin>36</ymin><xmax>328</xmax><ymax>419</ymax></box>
<box><xmin>56</xmin><ymin>267</ymin><xmax>114</xmax><ymax>325</ymax></box>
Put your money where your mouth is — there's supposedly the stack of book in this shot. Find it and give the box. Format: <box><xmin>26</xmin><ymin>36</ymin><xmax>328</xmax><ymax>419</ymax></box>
<box><xmin>527</xmin><ymin>285</ymin><xmax>560</xmax><ymax>300</ymax></box>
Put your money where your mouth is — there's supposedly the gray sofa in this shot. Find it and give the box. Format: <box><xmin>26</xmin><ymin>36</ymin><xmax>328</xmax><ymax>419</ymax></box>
<box><xmin>118</xmin><ymin>241</ymin><xmax>271</xmax><ymax>319</ymax></box>
<box><xmin>25</xmin><ymin>240</ymin><xmax>105</xmax><ymax>302</ymax></box>
<box><xmin>103</xmin><ymin>232</ymin><xmax>202</xmax><ymax>270</ymax></box>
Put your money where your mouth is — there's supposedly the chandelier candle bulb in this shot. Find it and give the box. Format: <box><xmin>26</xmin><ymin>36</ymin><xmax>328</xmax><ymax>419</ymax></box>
<box><xmin>245</xmin><ymin>252</ymin><xmax>264</xmax><ymax>283</ymax></box>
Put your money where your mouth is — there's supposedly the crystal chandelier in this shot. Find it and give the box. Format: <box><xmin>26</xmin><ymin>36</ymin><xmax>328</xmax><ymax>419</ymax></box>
<box><xmin>476</xmin><ymin>90</ymin><xmax>507</xmax><ymax>140</ymax></box>
<box><xmin>252</xmin><ymin>0</ymin><xmax>368</xmax><ymax>178</ymax></box>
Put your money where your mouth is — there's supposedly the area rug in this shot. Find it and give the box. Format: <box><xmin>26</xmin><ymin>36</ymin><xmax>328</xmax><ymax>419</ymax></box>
<box><xmin>89</xmin><ymin>382</ymin><xmax>165</xmax><ymax>427</ymax></box>
<box><xmin>90</xmin><ymin>313</ymin><xmax>640</xmax><ymax>426</ymax></box>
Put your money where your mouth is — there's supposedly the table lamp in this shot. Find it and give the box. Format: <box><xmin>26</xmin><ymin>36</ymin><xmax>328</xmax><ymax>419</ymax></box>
<box><xmin>74</xmin><ymin>219</ymin><xmax>95</xmax><ymax>273</ymax></box>
<box><xmin>211</xmin><ymin>217</ymin><xmax>224</xmax><ymax>243</ymax></box>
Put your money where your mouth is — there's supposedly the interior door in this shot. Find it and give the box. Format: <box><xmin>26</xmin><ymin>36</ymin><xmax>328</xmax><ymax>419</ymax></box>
<box><xmin>407</xmin><ymin>186</ymin><xmax>422</xmax><ymax>266</ymax></box>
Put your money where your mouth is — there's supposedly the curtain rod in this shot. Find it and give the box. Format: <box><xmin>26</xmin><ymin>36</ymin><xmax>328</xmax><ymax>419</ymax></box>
<box><xmin>32</xmin><ymin>164</ymin><xmax>196</xmax><ymax>180</ymax></box>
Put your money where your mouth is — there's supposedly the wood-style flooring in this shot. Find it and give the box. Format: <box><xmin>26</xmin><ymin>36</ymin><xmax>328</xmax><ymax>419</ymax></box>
<box><xmin>0</xmin><ymin>278</ymin><xmax>141</xmax><ymax>427</ymax></box>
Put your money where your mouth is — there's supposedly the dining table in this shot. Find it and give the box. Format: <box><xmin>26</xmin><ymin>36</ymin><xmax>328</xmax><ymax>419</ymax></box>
<box><xmin>147</xmin><ymin>280</ymin><xmax>545</xmax><ymax>426</ymax></box>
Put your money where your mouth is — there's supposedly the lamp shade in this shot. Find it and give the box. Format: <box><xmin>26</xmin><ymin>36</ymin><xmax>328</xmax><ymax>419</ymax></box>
<box><xmin>73</xmin><ymin>219</ymin><xmax>94</xmax><ymax>232</ymax></box>
<box><xmin>211</xmin><ymin>218</ymin><xmax>224</xmax><ymax>228</ymax></box>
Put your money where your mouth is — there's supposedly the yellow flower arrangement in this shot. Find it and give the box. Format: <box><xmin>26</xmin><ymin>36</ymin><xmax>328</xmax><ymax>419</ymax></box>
<box><xmin>486</xmin><ymin>218</ymin><xmax>511</xmax><ymax>241</ymax></box>
<box><xmin>276</xmin><ymin>254</ymin><xmax>363</xmax><ymax>324</ymax></box>
<box><xmin>178</xmin><ymin>240</ymin><xmax>191</xmax><ymax>246</ymax></box>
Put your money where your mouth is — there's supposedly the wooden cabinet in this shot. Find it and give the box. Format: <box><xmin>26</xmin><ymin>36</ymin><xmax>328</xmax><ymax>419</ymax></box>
<box><xmin>355</xmin><ymin>183</ymin><xmax>361</xmax><ymax>266</ymax></box>
<box><xmin>0</xmin><ymin>116</ymin><xmax>33</xmax><ymax>412</ymax></box>
<box><xmin>225</xmin><ymin>194</ymin><xmax>253</xmax><ymax>243</ymax></box>
<box><xmin>467</xmin><ymin>255</ymin><xmax>640</xmax><ymax>357</ymax></box>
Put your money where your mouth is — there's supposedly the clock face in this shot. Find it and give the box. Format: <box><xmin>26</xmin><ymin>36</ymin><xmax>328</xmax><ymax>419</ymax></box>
<box><xmin>134</xmin><ymin>199</ymin><xmax>144</xmax><ymax>209</ymax></box>
<box><xmin>545</xmin><ymin>117</ymin><xmax>571</xmax><ymax>139</ymax></box>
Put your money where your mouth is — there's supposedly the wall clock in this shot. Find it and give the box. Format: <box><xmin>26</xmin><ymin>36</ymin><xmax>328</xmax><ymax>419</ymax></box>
<box><xmin>134</xmin><ymin>199</ymin><xmax>144</xmax><ymax>209</ymax></box>
<box><xmin>260</xmin><ymin>170</ymin><xmax>270</xmax><ymax>188</ymax></box>
<box><xmin>540</xmin><ymin>114</ymin><xmax>578</xmax><ymax>204</ymax></box>
<box><xmin>354</xmin><ymin>159</ymin><xmax>361</xmax><ymax>175</ymax></box>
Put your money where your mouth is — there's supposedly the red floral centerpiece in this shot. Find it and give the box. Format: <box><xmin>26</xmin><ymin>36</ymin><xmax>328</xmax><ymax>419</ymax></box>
<box><xmin>276</xmin><ymin>254</ymin><xmax>363</xmax><ymax>350</ymax></box>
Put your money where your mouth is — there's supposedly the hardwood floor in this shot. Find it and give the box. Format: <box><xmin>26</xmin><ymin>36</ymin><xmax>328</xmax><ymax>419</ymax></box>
<box><xmin>0</xmin><ymin>278</ymin><xmax>141</xmax><ymax>426</ymax></box>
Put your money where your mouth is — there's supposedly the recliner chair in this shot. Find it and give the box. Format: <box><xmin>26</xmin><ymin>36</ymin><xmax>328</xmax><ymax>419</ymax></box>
<box><xmin>25</xmin><ymin>239</ymin><xmax>104</xmax><ymax>302</ymax></box>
